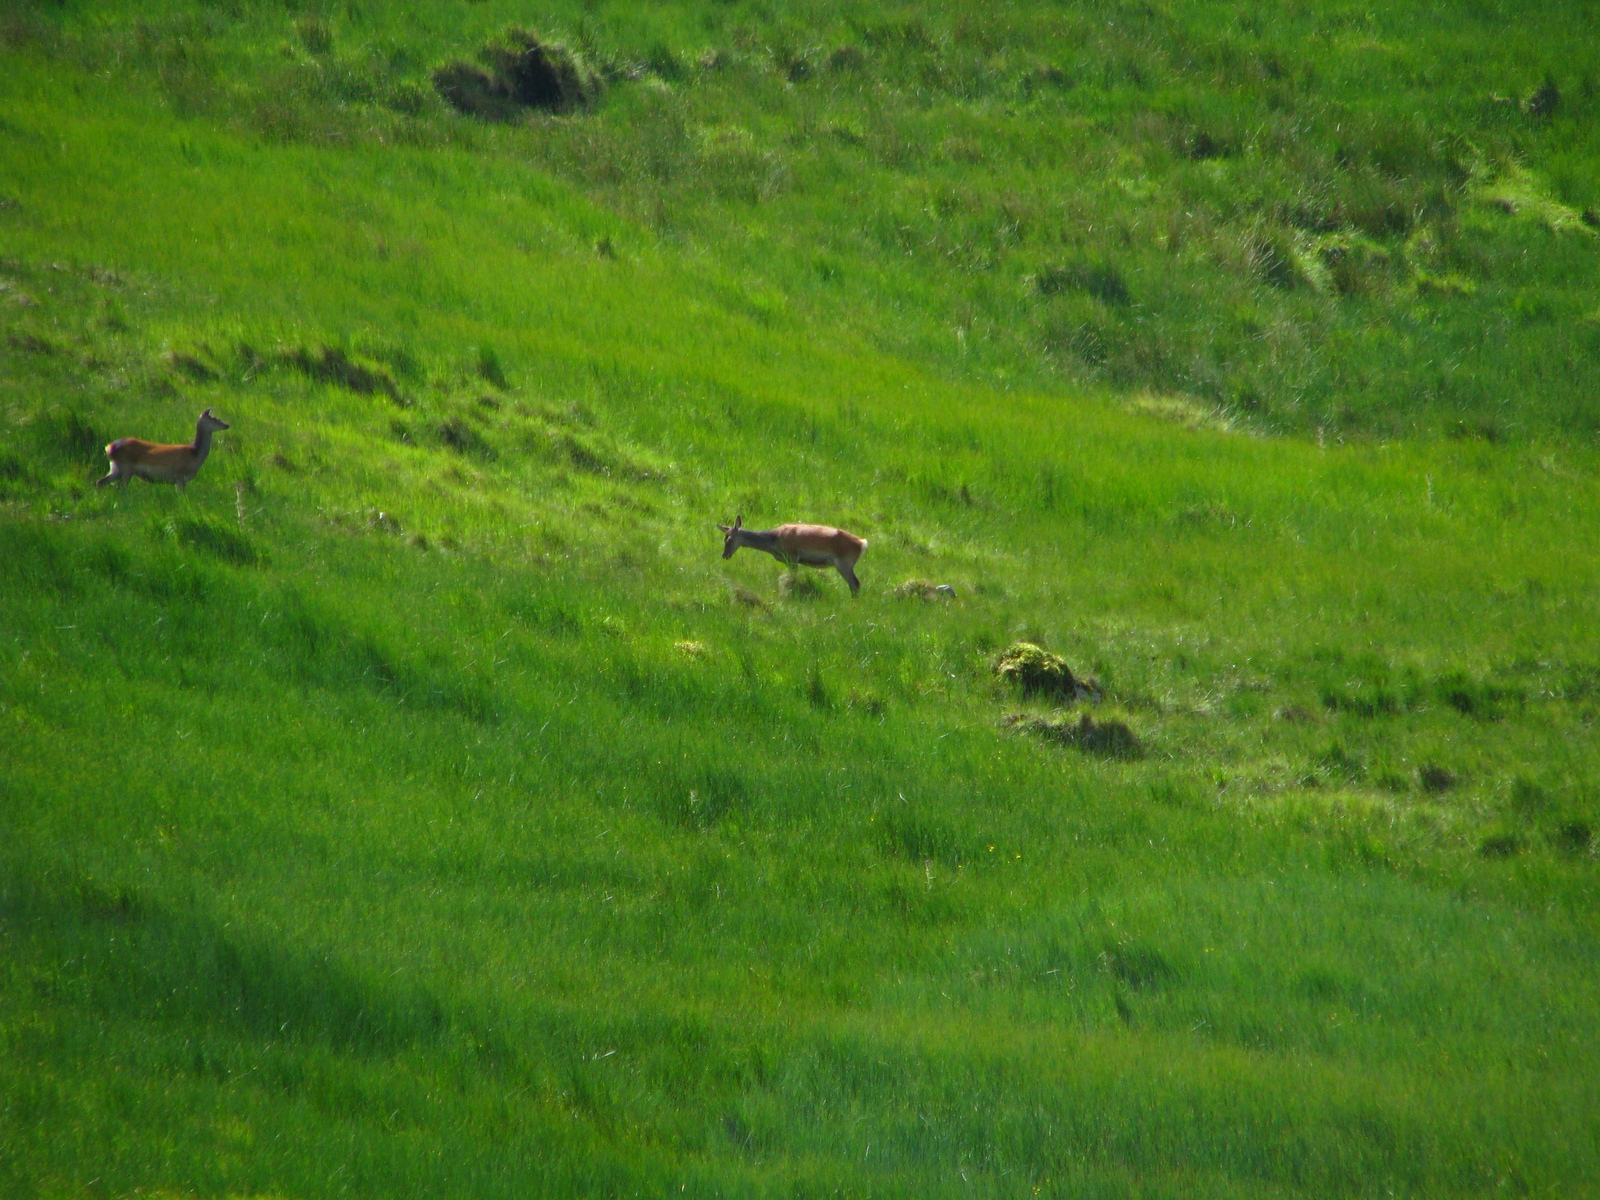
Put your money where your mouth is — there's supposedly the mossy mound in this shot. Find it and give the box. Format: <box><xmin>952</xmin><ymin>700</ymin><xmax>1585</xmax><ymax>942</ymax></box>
<box><xmin>994</xmin><ymin>641</ymin><xmax>1078</xmax><ymax>699</ymax></box>
<box><xmin>434</xmin><ymin>29</ymin><xmax>602</xmax><ymax>121</ymax></box>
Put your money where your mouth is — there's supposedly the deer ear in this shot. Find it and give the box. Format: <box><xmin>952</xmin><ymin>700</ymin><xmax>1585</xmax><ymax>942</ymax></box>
<box><xmin>716</xmin><ymin>524</ymin><xmax>730</xmax><ymax>533</ymax></box>
<box><xmin>734</xmin><ymin>514</ymin><xmax>743</xmax><ymax>530</ymax></box>
<box><xmin>201</xmin><ymin>407</ymin><xmax>213</xmax><ymax>417</ymax></box>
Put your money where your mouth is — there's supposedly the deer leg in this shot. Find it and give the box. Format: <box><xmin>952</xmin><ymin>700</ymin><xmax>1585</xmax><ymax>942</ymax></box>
<box><xmin>838</xmin><ymin>563</ymin><xmax>861</xmax><ymax>596</ymax></box>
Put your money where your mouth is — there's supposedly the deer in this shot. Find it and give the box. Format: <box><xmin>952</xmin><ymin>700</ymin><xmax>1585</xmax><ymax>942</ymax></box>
<box><xmin>716</xmin><ymin>514</ymin><xmax>868</xmax><ymax>596</ymax></box>
<box><xmin>97</xmin><ymin>408</ymin><xmax>230</xmax><ymax>490</ymax></box>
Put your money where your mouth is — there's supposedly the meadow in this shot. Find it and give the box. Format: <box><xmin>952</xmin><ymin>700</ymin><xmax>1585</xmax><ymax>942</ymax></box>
<box><xmin>2</xmin><ymin>1</ymin><xmax>1599</xmax><ymax>1196</ymax></box>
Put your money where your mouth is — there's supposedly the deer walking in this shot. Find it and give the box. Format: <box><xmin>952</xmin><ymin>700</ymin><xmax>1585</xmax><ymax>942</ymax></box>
<box><xmin>97</xmin><ymin>408</ymin><xmax>230</xmax><ymax>489</ymax></box>
<box><xmin>717</xmin><ymin>515</ymin><xmax>867</xmax><ymax>596</ymax></box>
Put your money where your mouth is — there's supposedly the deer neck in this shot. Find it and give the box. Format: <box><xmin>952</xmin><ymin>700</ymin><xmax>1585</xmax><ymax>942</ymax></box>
<box><xmin>191</xmin><ymin>421</ymin><xmax>215</xmax><ymax>465</ymax></box>
<box><xmin>738</xmin><ymin>529</ymin><xmax>782</xmax><ymax>557</ymax></box>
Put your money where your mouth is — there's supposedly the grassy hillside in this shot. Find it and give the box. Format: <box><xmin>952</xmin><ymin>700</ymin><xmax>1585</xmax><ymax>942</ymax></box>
<box><xmin>3</xmin><ymin>2</ymin><xmax>1599</xmax><ymax>1197</ymax></box>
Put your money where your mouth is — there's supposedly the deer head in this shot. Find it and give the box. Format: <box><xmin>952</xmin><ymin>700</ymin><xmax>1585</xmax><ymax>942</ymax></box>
<box><xmin>716</xmin><ymin>514</ymin><xmax>744</xmax><ymax>559</ymax></box>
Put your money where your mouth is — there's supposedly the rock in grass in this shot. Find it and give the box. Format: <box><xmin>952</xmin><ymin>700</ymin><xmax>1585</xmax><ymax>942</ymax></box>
<box><xmin>994</xmin><ymin>641</ymin><xmax>1078</xmax><ymax>699</ymax></box>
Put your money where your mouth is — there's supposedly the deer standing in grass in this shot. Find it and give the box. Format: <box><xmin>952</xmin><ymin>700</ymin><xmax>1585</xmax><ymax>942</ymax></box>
<box><xmin>97</xmin><ymin>408</ymin><xmax>230</xmax><ymax>489</ymax></box>
<box><xmin>717</xmin><ymin>515</ymin><xmax>868</xmax><ymax>596</ymax></box>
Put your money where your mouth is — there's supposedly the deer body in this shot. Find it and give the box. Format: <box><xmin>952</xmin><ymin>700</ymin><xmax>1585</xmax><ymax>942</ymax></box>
<box><xmin>718</xmin><ymin>515</ymin><xmax>867</xmax><ymax>596</ymax></box>
<box><xmin>98</xmin><ymin>408</ymin><xmax>230</xmax><ymax>489</ymax></box>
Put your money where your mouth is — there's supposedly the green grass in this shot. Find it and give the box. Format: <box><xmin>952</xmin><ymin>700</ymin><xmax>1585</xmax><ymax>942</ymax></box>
<box><xmin>3</xmin><ymin>1</ymin><xmax>1599</xmax><ymax>1196</ymax></box>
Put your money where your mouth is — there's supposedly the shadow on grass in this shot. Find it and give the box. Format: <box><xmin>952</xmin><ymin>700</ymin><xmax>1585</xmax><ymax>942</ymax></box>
<box><xmin>0</xmin><ymin>865</ymin><xmax>462</xmax><ymax>1059</ymax></box>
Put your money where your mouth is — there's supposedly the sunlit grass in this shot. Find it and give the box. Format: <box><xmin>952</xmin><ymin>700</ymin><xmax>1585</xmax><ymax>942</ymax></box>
<box><xmin>3</xmin><ymin>2</ymin><xmax>1599</xmax><ymax>1196</ymax></box>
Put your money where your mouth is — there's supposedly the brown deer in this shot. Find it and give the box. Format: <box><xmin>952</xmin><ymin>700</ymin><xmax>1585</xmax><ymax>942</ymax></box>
<box><xmin>97</xmin><ymin>408</ymin><xmax>230</xmax><ymax>489</ymax></box>
<box><xmin>717</xmin><ymin>515</ymin><xmax>867</xmax><ymax>596</ymax></box>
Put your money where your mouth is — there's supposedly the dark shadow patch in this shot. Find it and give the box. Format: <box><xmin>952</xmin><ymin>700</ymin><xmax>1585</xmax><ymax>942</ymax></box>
<box><xmin>266</xmin><ymin>592</ymin><xmax>496</xmax><ymax>722</ymax></box>
<box><xmin>285</xmin><ymin>345</ymin><xmax>400</xmax><ymax>402</ymax></box>
<box><xmin>1034</xmin><ymin>260</ymin><xmax>1131</xmax><ymax>306</ymax></box>
<box><xmin>1434</xmin><ymin>671</ymin><xmax>1522</xmax><ymax>720</ymax></box>
<box><xmin>1100</xmin><ymin>943</ymin><xmax>1177</xmax><ymax>991</ymax></box>
<box><xmin>1293</xmin><ymin>967</ymin><xmax>1347</xmax><ymax>1002</ymax></box>
<box><xmin>434</xmin><ymin>28</ymin><xmax>601</xmax><ymax>121</ymax></box>
<box><xmin>1418</xmin><ymin>763</ymin><xmax>1456</xmax><ymax>794</ymax></box>
<box><xmin>1479</xmin><ymin>832</ymin><xmax>1522</xmax><ymax>860</ymax></box>
<box><xmin>1524</xmin><ymin>74</ymin><xmax>1560</xmax><ymax>120</ymax></box>
<box><xmin>1319</xmin><ymin>683</ymin><xmax>1406</xmax><ymax>718</ymax></box>
<box><xmin>25</xmin><ymin>408</ymin><xmax>102</xmax><ymax>465</ymax></box>
<box><xmin>170</xmin><ymin>517</ymin><xmax>260</xmax><ymax>566</ymax></box>
<box><xmin>8</xmin><ymin>329</ymin><xmax>59</xmax><ymax>354</ymax></box>
<box><xmin>437</xmin><ymin>416</ymin><xmax>494</xmax><ymax>460</ymax></box>
<box><xmin>1252</xmin><ymin>229</ymin><xmax>1300</xmax><ymax>289</ymax></box>
<box><xmin>475</xmin><ymin>345</ymin><xmax>508</xmax><ymax>389</ymax></box>
<box><xmin>880</xmin><ymin>877</ymin><xmax>960</xmax><ymax>926</ymax></box>
<box><xmin>879</xmin><ymin>814</ymin><xmax>971</xmax><ymax>870</ymax></box>
<box><xmin>552</xmin><ymin>431</ymin><xmax>612</xmax><ymax>474</ymax></box>
<box><xmin>0</xmin><ymin>867</ymin><xmax>465</xmax><ymax>1058</ymax></box>
<box><xmin>1313</xmin><ymin>740</ymin><xmax>1364</xmax><ymax>784</ymax></box>
<box><xmin>1553</xmin><ymin>821</ymin><xmax>1592</xmax><ymax>854</ymax></box>
<box><xmin>778</xmin><ymin>571</ymin><xmax>823</xmax><ymax>601</ymax></box>
<box><xmin>165</xmin><ymin>350</ymin><xmax>217</xmax><ymax>382</ymax></box>
<box><xmin>1180</xmin><ymin>127</ymin><xmax>1234</xmax><ymax>160</ymax></box>
<box><xmin>657</xmin><ymin>767</ymin><xmax>749</xmax><ymax>831</ymax></box>
<box><xmin>1006</xmin><ymin>712</ymin><xmax>1144</xmax><ymax>760</ymax></box>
